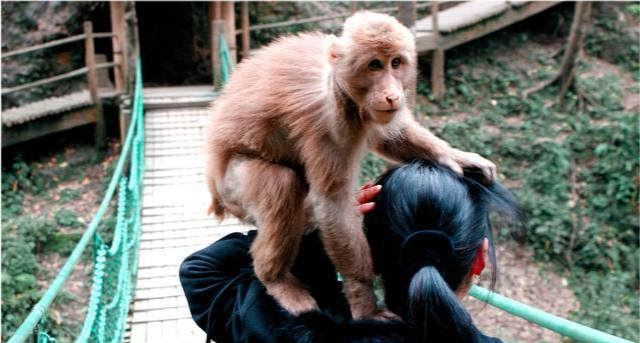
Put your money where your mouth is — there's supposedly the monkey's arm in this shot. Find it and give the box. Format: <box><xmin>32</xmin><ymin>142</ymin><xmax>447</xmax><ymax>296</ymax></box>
<box><xmin>370</xmin><ymin>110</ymin><xmax>497</xmax><ymax>182</ymax></box>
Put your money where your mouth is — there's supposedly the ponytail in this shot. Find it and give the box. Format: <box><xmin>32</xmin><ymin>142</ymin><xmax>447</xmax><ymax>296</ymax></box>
<box><xmin>363</xmin><ymin>160</ymin><xmax>523</xmax><ymax>342</ymax></box>
<box><xmin>408</xmin><ymin>267</ymin><xmax>477</xmax><ymax>343</ymax></box>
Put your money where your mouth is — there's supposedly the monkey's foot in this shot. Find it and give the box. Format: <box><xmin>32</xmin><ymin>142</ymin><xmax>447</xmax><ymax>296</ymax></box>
<box><xmin>265</xmin><ymin>280</ymin><xmax>319</xmax><ymax>315</ymax></box>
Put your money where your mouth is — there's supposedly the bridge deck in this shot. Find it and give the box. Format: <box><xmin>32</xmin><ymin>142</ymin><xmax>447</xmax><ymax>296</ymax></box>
<box><xmin>130</xmin><ymin>89</ymin><xmax>250</xmax><ymax>343</ymax></box>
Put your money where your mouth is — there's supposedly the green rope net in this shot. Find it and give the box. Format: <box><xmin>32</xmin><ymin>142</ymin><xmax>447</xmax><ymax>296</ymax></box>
<box><xmin>219</xmin><ymin>34</ymin><xmax>235</xmax><ymax>85</ymax></box>
<box><xmin>7</xmin><ymin>59</ymin><xmax>145</xmax><ymax>343</ymax></box>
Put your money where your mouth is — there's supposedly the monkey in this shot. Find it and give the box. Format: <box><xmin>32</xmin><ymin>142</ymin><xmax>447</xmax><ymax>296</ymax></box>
<box><xmin>204</xmin><ymin>11</ymin><xmax>496</xmax><ymax>320</ymax></box>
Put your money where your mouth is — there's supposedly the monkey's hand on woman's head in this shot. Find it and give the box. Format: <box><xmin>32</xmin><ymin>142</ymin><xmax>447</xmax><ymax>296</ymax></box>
<box><xmin>205</xmin><ymin>11</ymin><xmax>494</xmax><ymax>322</ymax></box>
<box><xmin>440</xmin><ymin>149</ymin><xmax>497</xmax><ymax>183</ymax></box>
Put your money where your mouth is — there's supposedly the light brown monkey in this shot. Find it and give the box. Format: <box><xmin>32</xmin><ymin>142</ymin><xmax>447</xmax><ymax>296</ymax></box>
<box><xmin>205</xmin><ymin>11</ymin><xmax>496</xmax><ymax>319</ymax></box>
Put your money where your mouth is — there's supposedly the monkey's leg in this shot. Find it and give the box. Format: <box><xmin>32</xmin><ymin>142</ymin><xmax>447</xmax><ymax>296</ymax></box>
<box><xmin>313</xmin><ymin>195</ymin><xmax>398</xmax><ymax>320</ymax></box>
<box><xmin>223</xmin><ymin>157</ymin><xmax>318</xmax><ymax>314</ymax></box>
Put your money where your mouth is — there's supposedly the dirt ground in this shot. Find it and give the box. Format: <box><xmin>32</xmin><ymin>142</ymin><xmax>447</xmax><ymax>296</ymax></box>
<box><xmin>465</xmin><ymin>241</ymin><xmax>579</xmax><ymax>343</ymax></box>
<box><xmin>24</xmin><ymin>139</ymin><xmax>120</xmax><ymax>334</ymax></box>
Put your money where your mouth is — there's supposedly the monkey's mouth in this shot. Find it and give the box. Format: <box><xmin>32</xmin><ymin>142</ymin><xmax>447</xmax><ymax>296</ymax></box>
<box><xmin>374</xmin><ymin>109</ymin><xmax>398</xmax><ymax>114</ymax></box>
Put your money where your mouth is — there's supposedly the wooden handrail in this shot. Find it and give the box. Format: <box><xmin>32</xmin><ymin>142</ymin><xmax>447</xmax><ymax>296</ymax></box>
<box><xmin>1</xmin><ymin>62</ymin><xmax>119</xmax><ymax>95</ymax></box>
<box><xmin>239</xmin><ymin>3</ymin><xmax>430</xmax><ymax>34</ymax></box>
<box><xmin>2</xmin><ymin>32</ymin><xmax>114</xmax><ymax>59</ymax></box>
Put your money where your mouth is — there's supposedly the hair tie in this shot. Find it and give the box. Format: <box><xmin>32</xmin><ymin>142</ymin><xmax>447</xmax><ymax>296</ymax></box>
<box><xmin>399</xmin><ymin>230</ymin><xmax>455</xmax><ymax>276</ymax></box>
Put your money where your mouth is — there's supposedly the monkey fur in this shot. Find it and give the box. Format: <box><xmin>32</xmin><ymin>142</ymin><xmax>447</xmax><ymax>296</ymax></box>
<box><xmin>205</xmin><ymin>11</ymin><xmax>496</xmax><ymax>320</ymax></box>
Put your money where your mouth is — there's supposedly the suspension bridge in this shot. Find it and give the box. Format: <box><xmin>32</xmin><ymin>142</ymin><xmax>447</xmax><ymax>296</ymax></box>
<box><xmin>3</xmin><ymin>2</ymin><xmax>636</xmax><ymax>343</ymax></box>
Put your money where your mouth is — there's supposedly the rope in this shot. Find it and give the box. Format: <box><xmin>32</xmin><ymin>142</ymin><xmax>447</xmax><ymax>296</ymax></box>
<box><xmin>219</xmin><ymin>34</ymin><xmax>234</xmax><ymax>85</ymax></box>
<box><xmin>7</xmin><ymin>58</ymin><xmax>145</xmax><ymax>343</ymax></box>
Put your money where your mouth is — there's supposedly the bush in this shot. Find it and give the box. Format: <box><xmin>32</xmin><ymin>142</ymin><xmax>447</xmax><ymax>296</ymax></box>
<box><xmin>1</xmin><ymin>216</ymin><xmax>57</xmax><ymax>339</ymax></box>
<box><xmin>54</xmin><ymin>209</ymin><xmax>81</xmax><ymax>228</ymax></box>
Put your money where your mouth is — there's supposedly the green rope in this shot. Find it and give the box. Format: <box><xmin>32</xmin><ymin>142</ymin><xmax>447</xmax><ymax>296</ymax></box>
<box><xmin>7</xmin><ymin>58</ymin><xmax>145</xmax><ymax>343</ymax></box>
<box><xmin>470</xmin><ymin>285</ymin><xmax>634</xmax><ymax>343</ymax></box>
<box><xmin>219</xmin><ymin>34</ymin><xmax>234</xmax><ymax>85</ymax></box>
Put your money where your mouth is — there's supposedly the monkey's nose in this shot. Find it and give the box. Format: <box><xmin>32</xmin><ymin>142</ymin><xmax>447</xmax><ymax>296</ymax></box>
<box><xmin>386</xmin><ymin>95</ymin><xmax>399</xmax><ymax>105</ymax></box>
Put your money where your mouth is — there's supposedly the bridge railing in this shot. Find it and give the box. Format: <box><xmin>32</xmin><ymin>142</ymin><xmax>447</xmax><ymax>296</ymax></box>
<box><xmin>6</xmin><ymin>57</ymin><xmax>145</xmax><ymax>343</ymax></box>
<box><xmin>1</xmin><ymin>21</ymin><xmax>124</xmax><ymax>148</ymax></box>
<box><xmin>2</xmin><ymin>21</ymin><xmax>120</xmax><ymax>98</ymax></box>
<box><xmin>211</xmin><ymin>0</ymin><xmax>462</xmax><ymax>77</ymax></box>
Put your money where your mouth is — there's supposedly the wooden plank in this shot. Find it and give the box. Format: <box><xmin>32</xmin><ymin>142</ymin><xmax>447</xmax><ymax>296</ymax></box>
<box><xmin>415</xmin><ymin>1</ymin><xmax>561</xmax><ymax>53</ymax></box>
<box><xmin>134</xmin><ymin>286</ymin><xmax>184</xmax><ymax>301</ymax></box>
<box><xmin>145</xmin><ymin>321</ymin><xmax>163</xmax><ymax>340</ymax></box>
<box><xmin>161</xmin><ymin>320</ymin><xmax>178</xmax><ymax>343</ymax></box>
<box><xmin>1</xmin><ymin>34</ymin><xmax>86</xmax><ymax>59</ymax></box>
<box><xmin>2</xmin><ymin>107</ymin><xmax>98</xmax><ymax>147</ymax></box>
<box><xmin>178</xmin><ymin>318</ymin><xmax>205</xmax><ymax>343</ymax></box>
<box><xmin>139</xmin><ymin>227</ymin><xmax>227</xmax><ymax>242</ymax></box>
<box><xmin>133</xmin><ymin>307</ymin><xmax>193</xmax><ymax>323</ymax></box>
<box><xmin>129</xmin><ymin>322</ymin><xmax>146</xmax><ymax>343</ymax></box>
<box><xmin>137</xmin><ymin>266</ymin><xmax>179</xmax><ymax>279</ymax></box>
<box><xmin>0</xmin><ymin>67</ymin><xmax>88</xmax><ymax>95</ymax></box>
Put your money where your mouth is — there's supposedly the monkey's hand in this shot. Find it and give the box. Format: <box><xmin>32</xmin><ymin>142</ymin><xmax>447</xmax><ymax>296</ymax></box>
<box><xmin>439</xmin><ymin>148</ymin><xmax>497</xmax><ymax>183</ymax></box>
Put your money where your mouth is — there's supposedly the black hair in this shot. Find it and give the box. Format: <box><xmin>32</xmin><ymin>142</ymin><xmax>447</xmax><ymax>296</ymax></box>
<box><xmin>363</xmin><ymin>160</ymin><xmax>521</xmax><ymax>343</ymax></box>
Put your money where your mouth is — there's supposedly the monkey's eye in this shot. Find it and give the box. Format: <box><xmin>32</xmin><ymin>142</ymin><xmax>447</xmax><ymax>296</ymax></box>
<box><xmin>391</xmin><ymin>58</ymin><xmax>402</xmax><ymax>69</ymax></box>
<box><xmin>368</xmin><ymin>59</ymin><xmax>383</xmax><ymax>70</ymax></box>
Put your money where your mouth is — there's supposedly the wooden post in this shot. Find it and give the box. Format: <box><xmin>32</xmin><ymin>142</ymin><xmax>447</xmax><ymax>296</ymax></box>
<box><xmin>211</xmin><ymin>20</ymin><xmax>226</xmax><ymax>90</ymax></box>
<box><xmin>431</xmin><ymin>49</ymin><xmax>445</xmax><ymax>99</ymax></box>
<box><xmin>430</xmin><ymin>2</ymin><xmax>440</xmax><ymax>49</ymax></box>
<box><xmin>124</xmin><ymin>1</ymin><xmax>140</xmax><ymax>93</ymax></box>
<box><xmin>430</xmin><ymin>2</ymin><xmax>445</xmax><ymax>100</ymax></box>
<box><xmin>85</xmin><ymin>21</ymin><xmax>106</xmax><ymax>149</ymax></box>
<box><xmin>213</xmin><ymin>1</ymin><xmax>222</xmax><ymax>19</ymax></box>
<box><xmin>241</xmin><ymin>1</ymin><xmax>250</xmax><ymax>60</ymax></box>
<box><xmin>119</xmin><ymin>96</ymin><xmax>131</xmax><ymax>145</ymax></box>
<box><xmin>222</xmin><ymin>1</ymin><xmax>237</xmax><ymax>63</ymax></box>
<box><xmin>397</xmin><ymin>1</ymin><xmax>417</xmax><ymax>31</ymax></box>
<box><xmin>349</xmin><ymin>2</ymin><xmax>357</xmax><ymax>14</ymax></box>
<box><xmin>109</xmin><ymin>2</ymin><xmax>127</xmax><ymax>92</ymax></box>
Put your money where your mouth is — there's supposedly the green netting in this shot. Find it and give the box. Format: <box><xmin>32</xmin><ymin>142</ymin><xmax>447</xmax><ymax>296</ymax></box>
<box><xmin>7</xmin><ymin>58</ymin><xmax>145</xmax><ymax>343</ymax></box>
<box><xmin>219</xmin><ymin>34</ymin><xmax>234</xmax><ymax>85</ymax></box>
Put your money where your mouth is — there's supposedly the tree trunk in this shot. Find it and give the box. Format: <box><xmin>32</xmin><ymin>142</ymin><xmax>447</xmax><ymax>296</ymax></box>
<box><xmin>522</xmin><ymin>2</ymin><xmax>592</xmax><ymax>99</ymax></box>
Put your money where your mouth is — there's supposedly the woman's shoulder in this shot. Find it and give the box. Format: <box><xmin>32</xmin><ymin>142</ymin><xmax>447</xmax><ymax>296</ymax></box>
<box><xmin>276</xmin><ymin>311</ymin><xmax>411</xmax><ymax>343</ymax></box>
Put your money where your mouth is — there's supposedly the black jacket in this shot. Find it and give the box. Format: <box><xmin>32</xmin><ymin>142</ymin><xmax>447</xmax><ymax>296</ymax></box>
<box><xmin>179</xmin><ymin>230</ymin><xmax>502</xmax><ymax>343</ymax></box>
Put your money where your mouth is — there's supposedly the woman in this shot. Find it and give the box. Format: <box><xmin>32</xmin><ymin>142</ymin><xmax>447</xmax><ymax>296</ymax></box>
<box><xmin>180</xmin><ymin>160</ymin><xmax>520</xmax><ymax>343</ymax></box>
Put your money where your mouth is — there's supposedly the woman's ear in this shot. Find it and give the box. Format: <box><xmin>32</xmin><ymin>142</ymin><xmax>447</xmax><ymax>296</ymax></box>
<box><xmin>470</xmin><ymin>238</ymin><xmax>489</xmax><ymax>276</ymax></box>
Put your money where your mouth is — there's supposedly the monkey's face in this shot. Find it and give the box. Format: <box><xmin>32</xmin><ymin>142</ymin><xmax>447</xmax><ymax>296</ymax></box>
<box><xmin>329</xmin><ymin>11</ymin><xmax>417</xmax><ymax>125</ymax></box>
<box><xmin>335</xmin><ymin>51</ymin><xmax>414</xmax><ymax>125</ymax></box>
<box><xmin>361</xmin><ymin>54</ymin><xmax>410</xmax><ymax>125</ymax></box>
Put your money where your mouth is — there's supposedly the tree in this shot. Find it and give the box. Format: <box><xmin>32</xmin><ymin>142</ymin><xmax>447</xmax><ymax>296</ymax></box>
<box><xmin>523</xmin><ymin>2</ymin><xmax>593</xmax><ymax>101</ymax></box>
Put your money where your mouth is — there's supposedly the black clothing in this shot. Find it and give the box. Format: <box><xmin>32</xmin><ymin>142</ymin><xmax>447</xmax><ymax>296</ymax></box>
<box><xmin>179</xmin><ymin>230</ymin><xmax>503</xmax><ymax>343</ymax></box>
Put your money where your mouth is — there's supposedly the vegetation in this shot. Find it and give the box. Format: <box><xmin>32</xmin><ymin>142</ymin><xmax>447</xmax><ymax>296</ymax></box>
<box><xmin>360</xmin><ymin>6</ymin><xmax>639</xmax><ymax>342</ymax></box>
<box><xmin>361</xmin><ymin>5</ymin><xmax>639</xmax><ymax>339</ymax></box>
<box><xmin>1</xmin><ymin>143</ymin><xmax>118</xmax><ymax>341</ymax></box>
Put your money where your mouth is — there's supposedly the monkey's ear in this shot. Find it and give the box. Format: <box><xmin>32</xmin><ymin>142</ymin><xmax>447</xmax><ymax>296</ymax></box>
<box><xmin>326</xmin><ymin>35</ymin><xmax>343</xmax><ymax>65</ymax></box>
